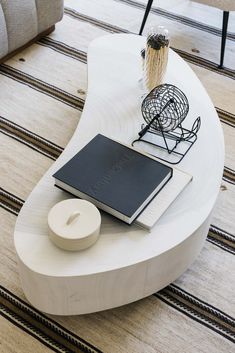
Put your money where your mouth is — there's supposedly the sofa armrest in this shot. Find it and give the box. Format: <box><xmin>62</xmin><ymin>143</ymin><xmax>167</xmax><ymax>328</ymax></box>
<box><xmin>36</xmin><ymin>0</ymin><xmax>64</xmax><ymax>33</ymax></box>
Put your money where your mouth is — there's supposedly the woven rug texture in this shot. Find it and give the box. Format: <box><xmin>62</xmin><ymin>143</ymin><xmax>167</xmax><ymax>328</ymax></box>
<box><xmin>0</xmin><ymin>0</ymin><xmax>235</xmax><ymax>352</ymax></box>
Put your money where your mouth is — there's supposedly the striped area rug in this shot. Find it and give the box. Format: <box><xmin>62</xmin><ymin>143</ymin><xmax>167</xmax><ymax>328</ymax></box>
<box><xmin>0</xmin><ymin>0</ymin><xmax>234</xmax><ymax>352</ymax></box>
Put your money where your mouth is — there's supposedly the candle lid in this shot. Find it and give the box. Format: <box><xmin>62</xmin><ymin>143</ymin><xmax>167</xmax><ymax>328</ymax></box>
<box><xmin>48</xmin><ymin>199</ymin><xmax>101</xmax><ymax>251</ymax></box>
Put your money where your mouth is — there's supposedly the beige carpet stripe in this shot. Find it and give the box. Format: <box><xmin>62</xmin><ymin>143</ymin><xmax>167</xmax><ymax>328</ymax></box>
<box><xmin>156</xmin><ymin>284</ymin><xmax>235</xmax><ymax>343</ymax></box>
<box><xmin>0</xmin><ymin>285</ymin><xmax>103</xmax><ymax>353</ymax></box>
<box><xmin>0</xmin><ymin>65</ymin><xmax>84</xmax><ymax>110</ymax></box>
<box><xmin>63</xmin><ymin>6</ymin><xmax>235</xmax><ymax>80</ymax></box>
<box><xmin>1</xmin><ymin>186</ymin><xmax>234</xmax><ymax>255</ymax></box>
<box><xmin>114</xmin><ymin>0</ymin><xmax>235</xmax><ymax>41</ymax></box>
<box><xmin>0</xmin><ymin>72</ymin><xmax>80</xmax><ymax>148</ymax></box>
<box><xmin>1</xmin><ymin>132</ymin><xmax>53</xmax><ymax>200</ymax></box>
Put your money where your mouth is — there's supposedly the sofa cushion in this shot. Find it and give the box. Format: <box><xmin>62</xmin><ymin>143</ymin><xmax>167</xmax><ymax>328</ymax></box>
<box><xmin>0</xmin><ymin>3</ymin><xmax>8</xmax><ymax>58</ymax></box>
<box><xmin>0</xmin><ymin>0</ymin><xmax>38</xmax><ymax>53</ymax></box>
<box><xmin>36</xmin><ymin>0</ymin><xmax>64</xmax><ymax>33</ymax></box>
<box><xmin>0</xmin><ymin>0</ymin><xmax>63</xmax><ymax>61</ymax></box>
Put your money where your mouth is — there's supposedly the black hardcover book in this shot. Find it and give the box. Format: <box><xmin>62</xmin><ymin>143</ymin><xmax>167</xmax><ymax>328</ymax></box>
<box><xmin>53</xmin><ymin>134</ymin><xmax>173</xmax><ymax>224</ymax></box>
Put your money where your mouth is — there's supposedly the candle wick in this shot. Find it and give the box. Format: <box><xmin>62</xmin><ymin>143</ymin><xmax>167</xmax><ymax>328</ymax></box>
<box><xmin>66</xmin><ymin>211</ymin><xmax>81</xmax><ymax>226</ymax></box>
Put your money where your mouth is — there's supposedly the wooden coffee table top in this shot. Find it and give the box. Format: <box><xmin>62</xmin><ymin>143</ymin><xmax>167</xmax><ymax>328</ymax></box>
<box><xmin>14</xmin><ymin>34</ymin><xmax>224</xmax><ymax>315</ymax></box>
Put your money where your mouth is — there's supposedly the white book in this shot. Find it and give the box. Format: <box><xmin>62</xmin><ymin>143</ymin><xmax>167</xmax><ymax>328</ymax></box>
<box><xmin>135</xmin><ymin>167</ymin><xmax>192</xmax><ymax>230</ymax></box>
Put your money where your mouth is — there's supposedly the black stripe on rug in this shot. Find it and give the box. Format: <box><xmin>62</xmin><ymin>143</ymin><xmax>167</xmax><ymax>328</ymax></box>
<box><xmin>39</xmin><ymin>38</ymin><xmax>87</xmax><ymax>63</ymax></box>
<box><xmin>223</xmin><ymin>167</ymin><xmax>235</xmax><ymax>185</ymax></box>
<box><xmin>0</xmin><ymin>285</ymin><xmax>103</xmax><ymax>353</ymax></box>
<box><xmin>64</xmin><ymin>7</ymin><xmax>128</xmax><ymax>34</ymax></box>
<box><xmin>0</xmin><ymin>305</ymin><xmax>67</xmax><ymax>353</ymax></box>
<box><xmin>0</xmin><ymin>203</ymin><xmax>19</xmax><ymax>216</ymax></box>
<box><xmin>0</xmin><ymin>187</ymin><xmax>23</xmax><ymax>216</ymax></box>
<box><xmin>63</xmin><ymin>7</ymin><xmax>235</xmax><ymax>80</ymax></box>
<box><xmin>1</xmin><ymin>187</ymin><xmax>234</xmax><ymax>255</ymax></box>
<box><xmin>172</xmin><ymin>48</ymin><xmax>235</xmax><ymax>79</ymax></box>
<box><xmin>156</xmin><ymin>284</ymin><xmax>235</xmax><ymax>343</ymax></box>
<box><xmin>0</xmin><ymin>116</ymin><xmax>62</xmax><ymax>161</ymax></box>
<box><xmin>216</xmin><ymin>108</ymin><xmax>235</xmax><ymax>128</ymax></box>
<box><xmin>208</xmin><ymin>225</ymin><xmax>235</xmax><ymax>255</ymax></box>
<box><xmin>114</xmin><ymin>0</ymin><xmax>235</xmax><ymax>41</ymax></box>
<box><xmin>0</xmin><ymin>64</ymin><xmax>84</xmax><ymax>110</ymax></box>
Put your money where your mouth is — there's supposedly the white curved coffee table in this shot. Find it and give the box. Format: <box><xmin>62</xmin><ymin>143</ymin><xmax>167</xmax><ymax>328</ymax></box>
<box><xmin>14</xmin><ymin>34</ymin><xmax>224</xmax><ymax>315</ymax></box>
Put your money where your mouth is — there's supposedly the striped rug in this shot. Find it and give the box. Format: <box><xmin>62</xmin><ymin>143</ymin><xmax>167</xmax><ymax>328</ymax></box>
<box><xmin>0</xmin><ymin>0</ymin><xmax>234</xmax><ymax>352</ymax></box>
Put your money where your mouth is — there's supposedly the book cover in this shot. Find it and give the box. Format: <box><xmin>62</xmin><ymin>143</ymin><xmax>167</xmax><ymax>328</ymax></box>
<box><xmin>136</xmin><ymin>167</ymin><xmax>192</xmax><ymax>229</ymax></box>
<box><xmin>53</xmin><ymin>134</ymin><xmax>173</xmax><ymax>224</ymax></box>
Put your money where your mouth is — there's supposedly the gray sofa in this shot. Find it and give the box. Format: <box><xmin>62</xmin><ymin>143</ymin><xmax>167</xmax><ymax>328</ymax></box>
<box><xmin>0</xmin><ymin>0</ymin><xmax>64</xmax><ymax>63</ymax></box>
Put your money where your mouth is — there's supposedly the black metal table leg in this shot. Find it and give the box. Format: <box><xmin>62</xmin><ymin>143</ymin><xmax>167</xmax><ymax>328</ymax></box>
<box><xmin>219</xmin><ymin>11</ymin><xmax>229</xmax><ymax>68</ymax></box>
<box><xmin>139</xmin><ymin>0</ymin><xmax>154</xmax><ymax>35</ymax></box>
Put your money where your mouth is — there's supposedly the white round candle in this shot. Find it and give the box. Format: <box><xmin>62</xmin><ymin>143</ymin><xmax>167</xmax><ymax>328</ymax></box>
<box><xmin>48</xmin><ymin>199</ymin><xmax>101</xmax><ymax>251</ymax></box>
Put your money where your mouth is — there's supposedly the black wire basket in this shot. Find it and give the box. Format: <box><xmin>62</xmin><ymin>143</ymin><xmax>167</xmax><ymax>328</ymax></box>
<box><xmin>132</xmin><ymin>84</ymin><xmax>201</xmax><ymax>164</ymax></box>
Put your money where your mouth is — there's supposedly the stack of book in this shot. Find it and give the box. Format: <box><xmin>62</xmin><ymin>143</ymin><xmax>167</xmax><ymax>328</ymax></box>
<box><xmin>53</xmin><ymin>134</ymin><xmax>192</xmax><ymax>230</ymax></box>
